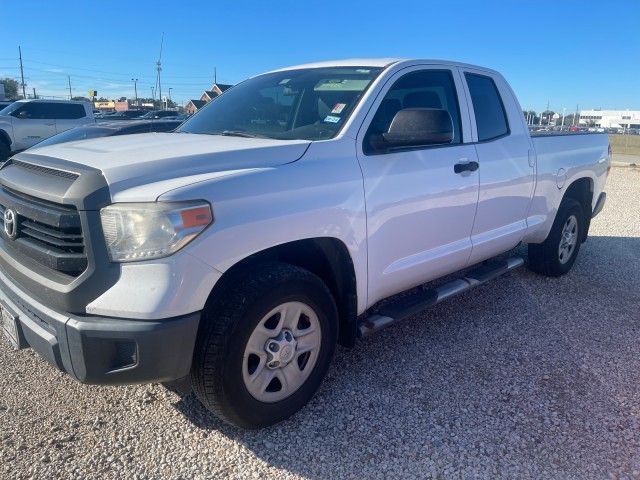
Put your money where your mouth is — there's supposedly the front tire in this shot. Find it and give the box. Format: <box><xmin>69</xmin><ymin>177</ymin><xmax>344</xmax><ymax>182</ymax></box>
<box><xmin>528</xmin><ymin>197</ymin><xmax>585</xmax><ymax>277</ymax></box>
<box><xmin>190</xmin><ymin>262</ymin><xmax>338</xmax><ymax>428</ymax></box>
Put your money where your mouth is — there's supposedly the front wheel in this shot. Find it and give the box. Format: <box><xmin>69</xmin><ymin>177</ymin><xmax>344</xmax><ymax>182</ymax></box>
<box><xmin>528</xmin><ymin>197</ymin><xmax>585</xmax><ymax>277</ymax></box>
<box><xmin>190</xmin><ymin>263</ymin><xmax>338</xmax><ymax>428</ymax></box>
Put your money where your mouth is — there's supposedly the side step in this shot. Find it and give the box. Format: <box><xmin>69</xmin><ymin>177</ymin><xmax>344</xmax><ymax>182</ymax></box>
<box><xmin>358</xmin><ymin>257</ymin><xmax>524</xmax><ymax>338</ymax></box>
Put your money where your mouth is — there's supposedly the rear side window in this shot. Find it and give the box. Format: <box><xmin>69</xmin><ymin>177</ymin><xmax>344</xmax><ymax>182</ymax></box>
<box><xmin>54</xmin><ymin>103</ymin><xmax>87</xmax><ymax>119</ymax></box>
<box><xmin>465</xmin><ymin>73</ymin><xmax>509</xmax><ymax>141</ymax></box>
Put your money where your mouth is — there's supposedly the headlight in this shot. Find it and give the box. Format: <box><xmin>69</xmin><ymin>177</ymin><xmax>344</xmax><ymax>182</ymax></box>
<box><xmin>100</xmin><ymin>201</ymin><xmax>213</xmax><ymax>262</ymax></box>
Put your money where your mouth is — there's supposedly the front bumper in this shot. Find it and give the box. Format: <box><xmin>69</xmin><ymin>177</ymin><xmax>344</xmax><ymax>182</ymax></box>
<box><xmin>0</xmin><ymin>268</ymin><xmax>200</xmax><ymax>385</ymax></box>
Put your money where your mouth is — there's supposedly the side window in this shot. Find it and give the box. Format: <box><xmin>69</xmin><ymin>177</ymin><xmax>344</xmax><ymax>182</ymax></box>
<box><xmin>11</xmin><ymin>103</ymin><xmax>44</xmax><ymax>119</ymax></box>
<box><xmin>54</xmin><ymin>103</ymin><xmax>86</xmax><ymax>119</ymax></box>
<box><xmin>364</xmin><ymin>69</ymin><xmax>462</xmax><ymax>154</ymax></box>
<box><xmin>464</xmin><ymin>73</ymin><xmax>509</xmax><ymax>141</ymax></box>
<box><xmin>37</xmin><ymin>103</ymin><xmax>61</xmax><ymax>119</ymax></box>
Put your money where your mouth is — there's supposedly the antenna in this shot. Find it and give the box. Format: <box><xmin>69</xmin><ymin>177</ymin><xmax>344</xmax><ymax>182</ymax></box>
<box><xmin>155</xmin><ymin>32</ymin><xmax>164</xmax><ymax>108</ymax></box>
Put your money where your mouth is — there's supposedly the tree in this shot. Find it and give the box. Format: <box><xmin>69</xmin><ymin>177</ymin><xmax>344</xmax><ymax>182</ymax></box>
<box><xmin>72</xmin><ymin>96</ymin><xmax>91</xmax><ymax>102</ymax></box>
<box><xmin>0</xmin><ymin>78</ymin><xmax>20</xmax><ymax>99</ymax></box>
<box><xmin>118</xmin><ymin>96</ymin><xmax>127</xmax><ymax>102</ymax></box>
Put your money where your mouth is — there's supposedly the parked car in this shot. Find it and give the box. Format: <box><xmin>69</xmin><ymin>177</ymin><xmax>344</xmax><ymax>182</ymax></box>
<box><xmin>139</xmin><ymin>110</ymin><xmax>179</xmax><ymax>119</ymax></box>
<box><xmin>0</xmin><ymin>101</ymin><xmax>14</xmax><ymax>110</ymax></box>
<box><xmin>0</xmin><ymin>59</ymin><xmax>610</xmax><ymax>429</ymax></box>
<box><xmin>0</xmin><ymin>99</ymin><xmax>94</xmax><ymax>161</ymax></box>
<box><xmin>30</xmin><ymin>120</ymin><xmax>183</xmax><ymax>148</ymax></box>
<box><xmin>100</xmin><ymin>110</ymin><xmax>145</xmax><ymax>120</ymax></box>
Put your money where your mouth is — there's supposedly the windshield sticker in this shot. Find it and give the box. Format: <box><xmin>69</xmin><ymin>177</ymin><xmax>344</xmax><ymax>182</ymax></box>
<box><xmin>315</xmin><ymin>79</ymin><xmax>371</xmax><ymax>91</ymax></box>
<box><xmin>331</xmin><ymin>103</ymin><xmax>346</xmax><ymax>114</ymax></box>
<box><xmin>323</xmin><ymin>115</ymin><xmax>341</xmax><ymax>124</ymax></box>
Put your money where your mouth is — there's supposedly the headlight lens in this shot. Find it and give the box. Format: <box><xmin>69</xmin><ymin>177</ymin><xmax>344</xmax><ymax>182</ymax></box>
<box><xmin>100</xmin><ymin>201</ymin><xmax>213</xmax><ymax>262</ymax></box>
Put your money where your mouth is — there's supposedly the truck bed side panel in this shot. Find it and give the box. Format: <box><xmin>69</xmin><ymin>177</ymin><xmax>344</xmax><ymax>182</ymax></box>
<box><xmin>524</xmin><ymin>133</ymin><xmax>609</xmax><ymax>244</ymax></box>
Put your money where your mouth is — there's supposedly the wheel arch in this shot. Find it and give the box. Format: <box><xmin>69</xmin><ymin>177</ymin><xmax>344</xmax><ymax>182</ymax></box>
<box><xmin>204</xmin><ymin>237</ymin><xmax>359</xmax><ymax>347</ymax></box>
<box><xmin>562</xmin><ymin>176</ymin><xmax>594</xmax><ymax>242</ymax></box>
<box><xmin>0</xmin><ymin>129</ymin><xmax>11</xmax><ymax>148</ymax></box>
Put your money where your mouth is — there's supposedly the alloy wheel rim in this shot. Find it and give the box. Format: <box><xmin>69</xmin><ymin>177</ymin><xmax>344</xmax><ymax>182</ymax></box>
<box><xmin>558</xmin><ymin>215</ymin><xmax>578</xmax><ymax>264</ymax></box>
<box><xmin>242</xmin><ymin>301</ymin><xmax>321</xmax><ymax>403</ymax></box>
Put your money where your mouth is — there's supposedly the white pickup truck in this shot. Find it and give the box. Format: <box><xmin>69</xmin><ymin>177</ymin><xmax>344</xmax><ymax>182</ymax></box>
<box><xmin>0</xmin><ymin>59</ymin><xmax>609</xmax><ymax>428</ymax></box>
<box><xmin>0</xmin><ymin>99</ymin><xmax>95</xmax><ymax>161</ymax></box>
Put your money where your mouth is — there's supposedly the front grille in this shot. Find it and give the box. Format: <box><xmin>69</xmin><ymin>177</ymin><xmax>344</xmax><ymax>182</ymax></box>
<box><xmin>0</xmin><ymin>187</ymin><xmax>87</xmax><ymax>276</ymax></box>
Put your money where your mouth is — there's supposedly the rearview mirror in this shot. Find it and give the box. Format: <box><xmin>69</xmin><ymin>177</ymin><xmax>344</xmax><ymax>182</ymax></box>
<box><xmin>379</xmin><ymin>108</ymin><xmax>453</xmax><ymax>150</ymax></box>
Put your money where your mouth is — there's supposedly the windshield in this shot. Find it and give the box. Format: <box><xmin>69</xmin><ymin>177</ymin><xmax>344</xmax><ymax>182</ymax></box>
<box><xmin>30</xmin><ymin>126</ymin><xmax>115</xmax><ymax>148</ymax></box>
<box><xmin>178</xmin><ymin>67</ymin><xmax>382</xmax><ymax>141</ymax></box>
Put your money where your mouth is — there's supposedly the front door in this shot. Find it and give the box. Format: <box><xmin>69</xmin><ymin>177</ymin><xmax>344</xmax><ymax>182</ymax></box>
<box><xmin>356</xmin><ymin>66</ymin><xmax>479</xmax><ymax>307</ymax></box>
<box><xmin>10</xmin><ymin>102</ymin><xmax>57</xmax><ymax>150</ymax></box>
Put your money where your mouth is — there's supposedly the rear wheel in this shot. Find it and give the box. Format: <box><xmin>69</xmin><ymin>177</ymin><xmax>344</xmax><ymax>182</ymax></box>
<box><xmin>190</xmin><ymin>262</ymin><xmax>338</xmax><ymax>428</ymax></box>
<box><xmin>528</xmin><ymin>198</ymin><xmax>585</xmax><ymax>277</ymax></box>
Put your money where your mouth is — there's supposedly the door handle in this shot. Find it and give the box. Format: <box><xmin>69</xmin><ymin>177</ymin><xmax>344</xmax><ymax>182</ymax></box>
<box><xmin>454</xmin><ymin>161</ymin><xmax>479</xmax><ymax>174</ymax></box>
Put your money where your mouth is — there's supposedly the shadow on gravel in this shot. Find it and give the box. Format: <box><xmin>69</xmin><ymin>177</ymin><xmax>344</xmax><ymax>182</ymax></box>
<box><xmin>173</xmin><ymin>235</ymin><xmax>640</xmax><ymax>479</ymax></box>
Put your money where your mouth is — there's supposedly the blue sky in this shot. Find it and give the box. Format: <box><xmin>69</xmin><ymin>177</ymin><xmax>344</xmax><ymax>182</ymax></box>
<box><xmin>1</xmin><ymin>0</ymin><xmax>638</xmax><ymax>112</ymax></box>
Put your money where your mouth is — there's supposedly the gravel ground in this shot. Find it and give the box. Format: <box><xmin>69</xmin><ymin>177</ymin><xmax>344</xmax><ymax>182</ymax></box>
<box><xmin>1</xmin><ymin>168</ymin><xmax>640</xmax><ymax>479</ymax></box>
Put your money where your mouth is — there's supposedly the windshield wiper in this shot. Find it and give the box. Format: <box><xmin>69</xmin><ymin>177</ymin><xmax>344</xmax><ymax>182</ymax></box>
<box><xmin>217</xmin><ymin>130</ymin><xmax>265</xmax><ymax>138</ymax></box>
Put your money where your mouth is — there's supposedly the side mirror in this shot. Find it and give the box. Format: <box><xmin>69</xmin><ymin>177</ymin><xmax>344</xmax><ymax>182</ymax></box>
<box><xmin>380</xmin><ymin>108</ymin><xmax>453</xmax><ymax>150</ymax></box>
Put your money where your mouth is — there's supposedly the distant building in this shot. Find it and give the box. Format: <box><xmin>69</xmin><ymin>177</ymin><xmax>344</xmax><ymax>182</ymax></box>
<box><xmin>579</xmin><ymin>110</ymin><xmax>640</xmax><ymax>129</ymax></box>
<box><xmin>187</xmin><ymin>83</ymin><xmax>233</xmax><ymax>113</ymax></box>
<box><xmin>185</xmin><ymin>99</ymin><xmax>207</xmax><ymax>115</ymax></box>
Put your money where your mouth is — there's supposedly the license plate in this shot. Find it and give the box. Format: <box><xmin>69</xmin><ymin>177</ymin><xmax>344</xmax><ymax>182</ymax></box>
<box><xmin>1</xmin><ymin>302</ymin><xmax>20</xmax><ymax>349</ymax></box>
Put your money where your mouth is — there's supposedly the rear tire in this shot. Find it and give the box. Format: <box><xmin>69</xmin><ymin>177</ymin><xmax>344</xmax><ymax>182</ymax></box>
<box><xmin>190</xmin><ymin>262</ymin><xmax>338</xmax><ymax>429</ymax></box>
<box><xmin>528</xmin><ymin>198</ymin><xmax>585</xmax><ymax>277</ymax></box>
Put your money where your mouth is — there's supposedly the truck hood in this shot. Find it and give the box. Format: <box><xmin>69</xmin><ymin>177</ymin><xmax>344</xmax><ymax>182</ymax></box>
<box><xmin>22</xmin><ymin>132</ymin><xmax>311</xmax><ymax>199</ymax></box>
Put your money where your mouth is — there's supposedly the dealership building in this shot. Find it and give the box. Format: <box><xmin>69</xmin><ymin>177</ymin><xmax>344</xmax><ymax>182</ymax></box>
<box><xmin>579</xmin><ymin>110</ymin><xmax>640</xmax><ymax>129</ymax></box>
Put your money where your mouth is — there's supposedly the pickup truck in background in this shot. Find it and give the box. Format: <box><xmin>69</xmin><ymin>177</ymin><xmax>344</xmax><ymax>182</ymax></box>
<box><xmin>0</xmin><ymin>59</ymin><xmax>609</xmax><ymax>428</ymax></box>
<box><xmin>0</xmin><ymin>99</ymin><xmax>95</xmax><ymax>161</ymax></box>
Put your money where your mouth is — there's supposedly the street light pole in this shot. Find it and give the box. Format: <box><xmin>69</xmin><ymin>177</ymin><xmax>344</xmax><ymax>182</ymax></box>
<box><xmin>168</xmin><ymin>87</ymin><xmax>173</xmax><ymax>107</ymax></box>
<box><xmin>131</xmin><ymin>78</ymin><xmax>138</xmax><ymax>105</ymax></box>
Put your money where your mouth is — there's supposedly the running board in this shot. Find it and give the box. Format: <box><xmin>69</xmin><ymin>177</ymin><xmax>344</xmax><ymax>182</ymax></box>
<box><xmin>358</xmin><ymin>257</ymin><xmax>524</xmax><ymax>338</ymax></box>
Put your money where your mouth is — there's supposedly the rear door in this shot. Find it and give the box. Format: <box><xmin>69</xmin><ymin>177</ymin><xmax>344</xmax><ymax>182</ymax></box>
<box><xmin>459</xmin><ymin>68</ymin><xmax>535</xmax><ymax>265</ymax></box>
<box><xmin>54</xmin><ymin>103</ymin><xmax>89</xmax><ymax>133</ymax></box>
<box><xmin>356</xmin><ymin>66</ymin><xmax>479</xmax><ymax>306</ymax></box>
<box><xmin>9</xmin><ymin>102</ymin><xmax>57</xmax><ymax>150</ymax></box>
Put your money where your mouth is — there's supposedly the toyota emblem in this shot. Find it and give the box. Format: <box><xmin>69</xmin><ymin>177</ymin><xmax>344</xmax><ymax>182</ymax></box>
<box><xmin>3</xmin><ymin>208</ymin><xmax>18</xmax><ymax>239</ymax></box>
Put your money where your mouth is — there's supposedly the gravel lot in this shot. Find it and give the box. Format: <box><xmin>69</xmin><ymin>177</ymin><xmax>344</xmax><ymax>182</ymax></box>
<box><xmin>1</xmin><ymin>168</ymin><xmax>640</xmax><ymax>479</ymax></box>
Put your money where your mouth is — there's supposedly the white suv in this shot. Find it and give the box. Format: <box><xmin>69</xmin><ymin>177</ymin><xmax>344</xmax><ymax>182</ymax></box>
<box><xmin>0</xmin><ymin>99</ymin><xmax>95</xmax><ymax>161</ymax></box>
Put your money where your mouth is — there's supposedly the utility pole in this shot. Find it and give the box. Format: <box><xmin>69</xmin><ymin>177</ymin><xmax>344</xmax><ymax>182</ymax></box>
<box><xmin>67</xmin><ymin>75</ymin><xmax>72</xmax><ymax>100</ymax></box>
<box><xmin>32</xmin><ymin>87</ymin><xmax>36</xmax><ymax>99</ymax></box>
<box><xmin>214</xmin><ymin>67</ymin><xmax>217</xmax><ymax>85</ymax></box>
<box><xmin>156</xmin><ymin>33</ymin><xmax>164</xmax><ymax>110</ymax></box>
<box><xmin>561</xmin><ymin>107</ymin><xmax>566</xmax><ymax>128</ymax></box>
<box><xmin>151</xmin><ymin>87</ymin><xmax>155</xmax><ymax>103</ymax></box>
<box><xmin>18</xmin><ymin>46</ymin><xmax>26</xmax><ymax>98</ymax></box>
<box><xmin>168</xmin><ymin>87</ymin><xmax>173</xmax><ymax>106</ymax></box>
<box><xmin>131</xmin><ymin>78</ymin><xmax>138</xmax><ymax>104</ymax></box>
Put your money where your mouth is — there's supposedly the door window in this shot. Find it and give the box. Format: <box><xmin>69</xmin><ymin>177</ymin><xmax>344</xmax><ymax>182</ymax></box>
<box><xmin>364</xmin><ymin>69</ymin><xmax>463</xmax><ymax>154</ymax></box>
<box><xmin>464</xmin><ymin>73</ymin><xmax>509</xmax><ymax>141</ymax></box>
<box><xmin>54</xmin><ymin>103</ymin><xmax>87</xmax><ymax>119</ymax></box>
